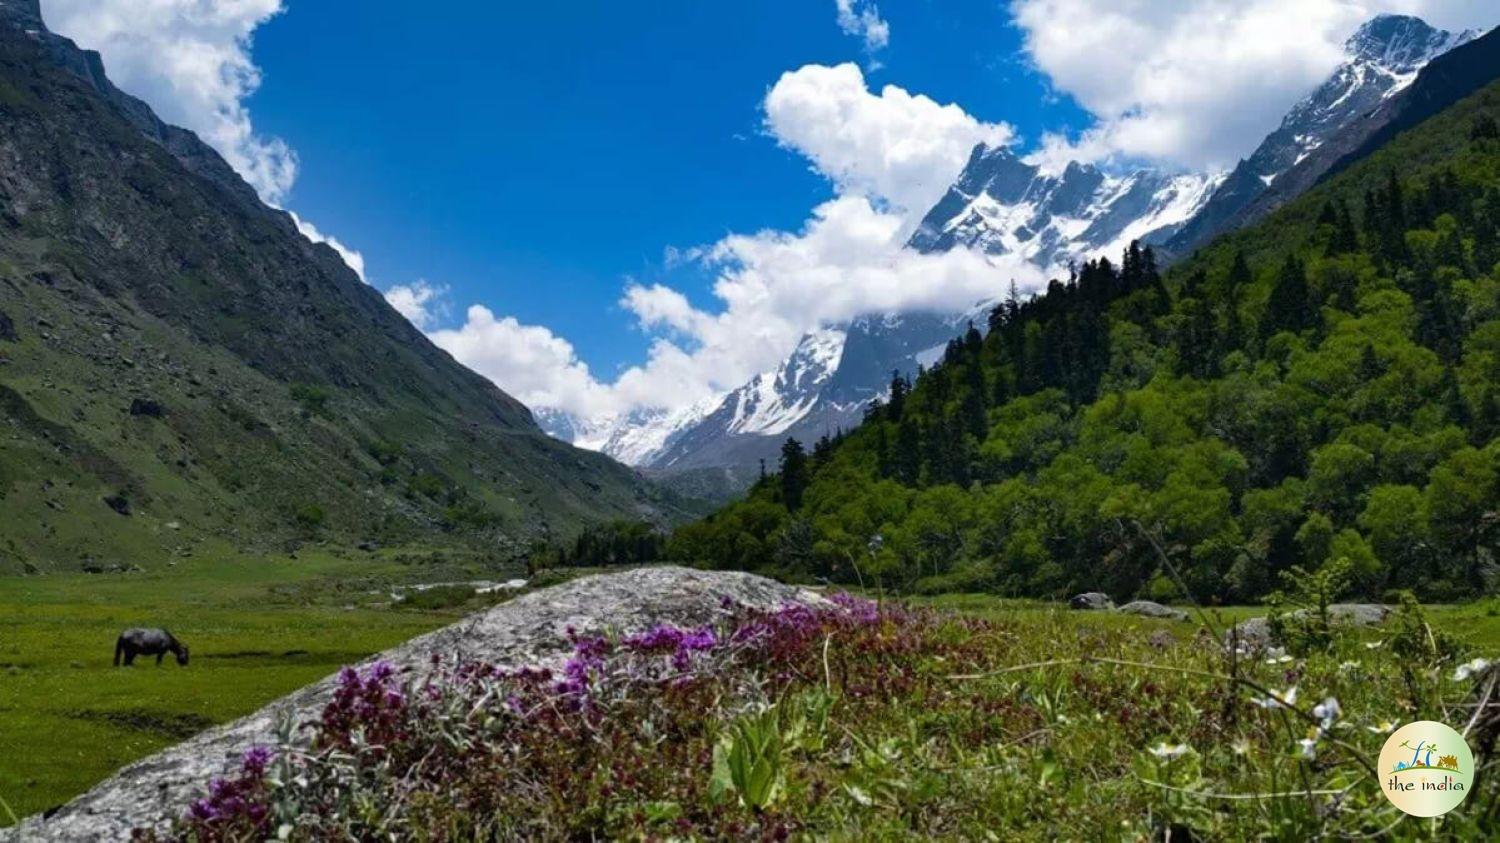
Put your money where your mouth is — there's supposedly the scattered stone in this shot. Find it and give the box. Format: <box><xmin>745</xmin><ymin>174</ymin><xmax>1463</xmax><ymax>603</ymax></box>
<box><xmin>1225</xmin><ymin>616</ymin><xmax>1275</xmax><ymax>650</ymax></box>
<box><xmin>357</xmin><ymin>540</ymin><xmax>379</xmax><ymax>553</ymax></box>
<box><xmin>3</xmin><ymin>567</ymin><xmax>822</xmax><ymax>841</ymax></box>
<box><xmin>1223</xmin><ymin>604</ymin><xmax>1394</xmax><ymax>650</ymax></box>
<box><xmin>102</xmin><ymin>494</ymin><xmax>130</xmax><ymax>516</ymax></box>
<box><xmin>1069</xmin><ymin>592</ymin><xmax>1114</xmax><ymax>611</ymax></box>
<box><xmin>1324</xmin><ymin>603</ymin><xmax>1392</xmax><ymax>626</ymax></box>
<box><xmin>0</xmin><ymin>309</ymin><xmax>16</xmax><ymax>342</ymax></box>
<box><xmin>1119</xmin><ymin>600</ymin><xmax>1189</xmax><ymax>621</ymax></box>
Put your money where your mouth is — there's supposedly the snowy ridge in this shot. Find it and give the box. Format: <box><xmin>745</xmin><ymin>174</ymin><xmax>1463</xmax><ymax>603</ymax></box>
<box><xmin>1164</xmin><ymin>14</ymin><xmax>1477</xmax><ymax>257</ymax></box>
<box><xmin>907</xmin><ymin>148</ymin><xmax>1220</xmax><ymax>271</ymax></box>
<box><xmin>725</xmin><ymin>328</ymin><xmax>847</xmax><ymax>436</ymax></box>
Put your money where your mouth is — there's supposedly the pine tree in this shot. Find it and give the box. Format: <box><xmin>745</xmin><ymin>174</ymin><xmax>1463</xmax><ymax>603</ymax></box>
<box><xmin>887</xmin><ymin>370</ymin><xmax>908</xmax><ymax>420</ymax></box>
<box><xmin>1441</xmin><ymin>367</ymin><xmax>1470</xmax><ymax>427</ymax></box>
<box><xmin>1329</xmin><ymin>200</ymin><xmax>1360</xmax><ymax>255</ymax></box>
<box><xmin>1262</xmin><ymin>254</ymin><xmax>1314</xmax><ymax>338</ymax></box>
<box><xmin>779</xmin><ymin>438</ymin><xmax>809</xmax><ymax>512</ymax></box>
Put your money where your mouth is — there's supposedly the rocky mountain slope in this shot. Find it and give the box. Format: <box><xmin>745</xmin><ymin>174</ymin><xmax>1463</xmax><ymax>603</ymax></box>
<box><xmin>0</xmin><ymin>0</ymin><xmax>684</xmax><ymax>571</ymax></box>
<box><xmin>1163</xmin><ymin>14</ymin><xmax>1479</xmax><ymax>258</ymax></box>
<box><xmin>1231</xmin><ymin>24</ymin><xmax>1500</xmax><ymax>233</ymax></box>
<box><xmin>907</xmin><ymin>150</ymin><xmax>1219</xmax><ymax>268</ymax></box>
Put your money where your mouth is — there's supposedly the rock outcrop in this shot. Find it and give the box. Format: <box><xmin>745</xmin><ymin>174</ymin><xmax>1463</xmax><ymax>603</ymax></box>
<box><xmin>2</xmin><ymin>567</ymin><xmax>822</xmax><ymax>842</ymax></box>
<box><xmin>1223</xmin><ymin>604</ymin><xmax>1394</xmax><ymax>650</ymax></box>
<box><xmin>1069</xmin><ymin>592</ymin><xmax>1114</xmax><ymax>611</ymax></box>
<box><xmin>1118</xmin><ymin>600</ymin><xmax>1189</xmax><ymax>621</ymax></box>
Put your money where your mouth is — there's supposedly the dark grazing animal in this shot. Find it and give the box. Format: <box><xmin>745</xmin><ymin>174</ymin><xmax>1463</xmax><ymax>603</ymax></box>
<box><xmin>113</xmin><ymin>628</ymin><xmax>189</xmax><ymax>667</ymax></box>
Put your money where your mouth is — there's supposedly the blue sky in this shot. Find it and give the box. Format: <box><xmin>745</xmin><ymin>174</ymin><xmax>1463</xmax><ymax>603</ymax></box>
<box><xmin>41</xmin><ymin>0</ymin><xmax>1495</xmax><ymax>421</ymax></box>
<box><xmin>242</xmin><ymin>0</ymin><xmax>1083</xmax><ymax>376</ymax></box>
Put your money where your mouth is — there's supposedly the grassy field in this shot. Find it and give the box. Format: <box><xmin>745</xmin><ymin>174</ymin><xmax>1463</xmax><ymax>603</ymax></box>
<box><xmin>4</xmin><ymin>557</ymin><xmax>1499</xmax><ymax>832</ymax></box>
<box><xmin>137</xmin><ymin>586</ymin><xmax>1500</xmax><ymax>840</ymax></box>
<box><xmin>0</xmin><ymin>545</ymin><xmax>525</xmax><ymax>824</ymax></box>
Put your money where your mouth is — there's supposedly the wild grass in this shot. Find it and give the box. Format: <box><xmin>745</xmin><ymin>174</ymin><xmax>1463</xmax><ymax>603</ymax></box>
<box><xmin>140</xmin><ymin>591</ymin><xmax>1500</xmax><ymax>841</ymax></box>
<box><xmin>0</xmin><ymin>547</ymin><xmax>525</xmax><ymax>822</ymax></box>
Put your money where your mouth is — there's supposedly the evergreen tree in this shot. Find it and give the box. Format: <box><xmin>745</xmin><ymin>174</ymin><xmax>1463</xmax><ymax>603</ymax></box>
<box><xmin>887</xmin><ymin>370</ymin><xmax>908</xmax><ymax>420</ymax></box>
<box><xmin>1262</xmin><ymin>254</ymin><xmax>1314</xmax><ymax>338</ymax></box>
<box><xmin>779</xmin><ymin>438</ymin><xmax>809</xmax><ymax>512</ymax></box>
<box><xmin>1441</xmin><ymin>367</ymin><xmax>1470</xmax><ymax>427</ymax></box>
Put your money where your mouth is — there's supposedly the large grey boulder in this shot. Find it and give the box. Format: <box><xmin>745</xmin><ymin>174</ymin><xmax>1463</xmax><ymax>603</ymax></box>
<box><xmin>1118</xmin><ymin>600</ymin><xmax>1189</xmax><ymax>621</ymax></box>
<box><xmin>1069</xmin><ymin>592</ymin><xmax>1114</xmax><ymax>611</ymax></box>
<box><xmin>1224</xmin><ymin>604</ymin><xmax>1393</xmax><ymax>650</ymax></box>
<box><xmin>1</xmin><ymin>567</ymin><xmax>822</xmax><ymax>842</ymax></box>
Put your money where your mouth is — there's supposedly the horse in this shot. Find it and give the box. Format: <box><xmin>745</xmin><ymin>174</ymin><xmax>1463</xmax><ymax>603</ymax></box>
<box><xmin>113</xmin><ymin>628</ymin><xmax>189</xmax><ymax>667</ymax></box>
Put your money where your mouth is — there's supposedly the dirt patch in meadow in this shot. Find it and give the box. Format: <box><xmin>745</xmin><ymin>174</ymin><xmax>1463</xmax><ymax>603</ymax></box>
<box><xmin>70</xmin><ymin>709</ymin><xmax>215</xmax><ymax>740</ymax></box>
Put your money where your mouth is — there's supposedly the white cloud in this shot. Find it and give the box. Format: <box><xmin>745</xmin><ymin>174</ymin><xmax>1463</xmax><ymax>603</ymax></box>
<box><xmin>765</xmin><ymin>63</ymin><xmax>1013</xmax><ymax>221</ymax></box>
<box><xmin>1009</xmin><ymin>0</ymin><xmax>1496</xmax><ymax>170</ymax></box>
<box><xmin>42</xmin><ymin>0</ymin><xmax>297</xmax><ymax>205</ymax></box>
<box><xmin>383</xmin><ymin>280</ymin><xmax>446</xmax><ymax>330</ymax></box>
<box><xmin>835</xmin><ymin>0</ymin><xmax>891</xmax><ymax>53</ymax></box>
<box><xmin>428</xmin><ymin>68</ymin><xmax>1035</xmax><ymax>421</ymax></box>
<box><xmin>291</xmin><ymin>212</ymin><xmax>367</xmax><ymax>282</ymax></box>
<box><xmin>429</xmin><ymin>306</ymin><xmax>617</xmax><ymax>420</ymax></box>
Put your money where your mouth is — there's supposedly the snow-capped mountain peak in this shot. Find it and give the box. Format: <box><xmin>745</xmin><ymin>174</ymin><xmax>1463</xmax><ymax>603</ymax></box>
<box><xmin>1346</xmin><ymin>14</ymin><xmax>1480</xmax><ymax>76</ymax></box>
<box><xmin>907</xmin><ymin>145</ymin><xmax>1220</xmax><ymax>271</ymax></box>
<box><xmin>726</xmin><ymin>327</ymin><xmax>846</xmax><ymax>437</ymax></box>
<box><xmin>1163</xmin><ymin>14</ymin><xmax>1477</xmax><ymax>258</ymax></box>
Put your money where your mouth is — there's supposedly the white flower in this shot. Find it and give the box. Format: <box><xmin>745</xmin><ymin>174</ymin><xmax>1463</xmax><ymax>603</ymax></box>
<box><xmin>1232</xmin><ymin>737</ymin><xmax>1251</xmax><ymax>756</ymax></box>
<box><xmin>1312</xmin><ymin>697</ymin><xmax>1341</xmax><ymax>729</ymax></box>
<box><xmin>1265</xmin><ymin>647</ymin><xmax>1293</xmax><ymax>665</ymax></box>
<box><xmin>1454</xmin><ymin>658</ymin><xmax>1492</xmax><ymax>682</ymax></box>
<box><xmin>1367</xmin><ymin>720</ymin><xmax>1397</xmax><ymax>734</ymax></box>
<box><xmin>1148</xmin><ymin>742</ymin><xmax>1190</xmax><ymax>761</ymax></box>
<box><xmin>1364</xmin><ymin>640</ymin><xmax>1384</xmax><ymax>650</ymax></box>
<box><xmin>1338</xmin><ymin>660</ymin><xmax>1360</xmax><ymax>672</ymax></box>
<box><xmin>1251</xmin><ymin>686</ymin><xmax>1298</xmax><ymax>709</ymax></box>
<box><xmin>1297</xmin><ymin>737</ymin><xmax>1318</xmax><ymax>760</ymax></box>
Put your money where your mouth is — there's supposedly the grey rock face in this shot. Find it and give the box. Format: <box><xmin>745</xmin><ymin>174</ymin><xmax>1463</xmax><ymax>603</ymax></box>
<box><xmin>2</xmin><ymin>567</ymin><xmax>822</xmax><ymax>842</ymax></box>
<box><xmin>1118</xmin><ymin>600</ymin><xmax>1189</xmax><ymax>621</ymax></box>
<box><xmin>1069</xmin><ymin>592</ymin><xmax>1114</xmax><ymax>611</ymax></box>
<box><xmin>907</xmin><ymin>145</ymin><xmax>1213</xmax><ymax>268</ymax></box>
<box><xmin>1223</xmin><ymin>604</ymin><xmax>1394</xmax><ymax>650</ymax></box>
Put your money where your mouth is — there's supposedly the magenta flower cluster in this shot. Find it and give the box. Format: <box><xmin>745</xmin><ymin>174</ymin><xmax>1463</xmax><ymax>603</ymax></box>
<box><xmin>167</xmin><ymin>593</ymin><xmax>887</xmax><ymax>839</ymax></box>
<box><xmin>183</xmin><ymin>746</ymin><xmax>274</xmax><ymax>839</ymax></box>
<box><xmin>320</xmin><ymin>660</ymin><xmax>410</xmax><ymax>752</ymax></box>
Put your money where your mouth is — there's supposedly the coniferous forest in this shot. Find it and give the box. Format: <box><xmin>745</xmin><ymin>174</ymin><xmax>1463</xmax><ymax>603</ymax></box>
<box><xmin>668</xmin><ymin>85</ymin><xmax>1500</xmax><ymax>603</ymax></box>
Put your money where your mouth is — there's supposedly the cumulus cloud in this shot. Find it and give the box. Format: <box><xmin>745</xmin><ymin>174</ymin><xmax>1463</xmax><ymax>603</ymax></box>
<box><xmin>427</xmin><ymin>68</ymin><xmax>1034</xmax><ymax>421</ymax></box>
<box><xmin>429</xmin><ymin>306</ymin><xmax>617</xmax><ymax>420</ymax></box>
<box><xmin>42</xmin><ymin>0</ymin><xmax>297</xmax><ymax>205</ymax></box>
<box><xmin>609</xmin><ymin>196</ymin><xmax>1041</xmax><ymax>404</ymax></box>
<box><xmin>765</xmin><ymin>63</ymin><xmax>1013</xmax><ymax>221</ymax></box>
<box><xmin>291</xmin><ymin>212</ymin><xmax>367</xmax><ymax>282</ymax></box>
<box><xmin>429</xmin><ymin>195</ymin><xmax>1041</xmax><ymax>421</ymax></box>
<box><xmin>383</xmin><ymin>280</ymin><xmax>447</xmax><ymax>330</ymax></box>
<box><xmin>835</xmin><ymin>0</ymin><xmax>891</xmax><ymax>53</ymax></box>
<box><xmin>1010</xmin><ymin>0</ymin><xmax>1496</xmax><ymax>171</ymax></box>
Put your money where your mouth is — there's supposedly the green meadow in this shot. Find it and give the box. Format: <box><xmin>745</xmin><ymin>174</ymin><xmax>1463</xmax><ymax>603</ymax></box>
<box><xmin>3</xmin><ymin>550</ymin><xmax>1499</xmax><ymax>829</ymax></box>
<box><xmin>0</xmin><ymin>546</ymin><xmax>524</xmax><ymax>823</ymax></box>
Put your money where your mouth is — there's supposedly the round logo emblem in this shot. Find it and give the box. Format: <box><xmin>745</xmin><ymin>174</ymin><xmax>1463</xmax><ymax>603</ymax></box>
<box><xmin>1377</xmin><ymin>720</ymin><xmax>1474</xmax><ymax>817</ymax></box>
